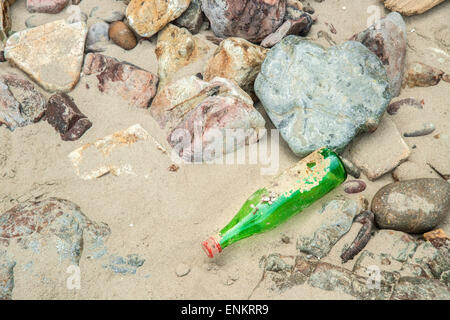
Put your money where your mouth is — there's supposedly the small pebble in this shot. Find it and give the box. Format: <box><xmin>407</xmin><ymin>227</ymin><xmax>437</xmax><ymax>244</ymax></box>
<box><xmin>281</xmin><ymin>235</ymin><xmax>290</xmax><ymax>244</ymax></box>
<box><xmin>343</xmin><ymin>180</ymin><xmax>367</xmax><ymax>194</ymax></box>
<box><xmin>340</xmin><ymin>157</ymin><xmax>360</xmax><ymax>178</ymax></box>
<box><xmin>403</xmin><ymin>123</ymin><xmax>435</xmax><ymax>137</ymax></box>
<box><xmin>109</xmin><ymin>21</ymin><xmax>137</xmax><ymax>50</ymax></box>
<box><xmin>175</xmin><ymin>263</ymin><xmax>190</xmax><ymax>277</ymax></box>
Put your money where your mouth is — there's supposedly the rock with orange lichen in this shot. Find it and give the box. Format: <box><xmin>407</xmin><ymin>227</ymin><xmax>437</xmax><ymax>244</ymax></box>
<box><xmin>424</xmin><ymin>229</ymin><xmax>450</xmax><ymax>249</ymax></box>
<box><xmin>83</xmin><ymin>53</ymin><xmax>158</xmax><ymax>109</ymax></box>
<box><xmin>155</xmin><ymin>24</ymin><xmax>212</xmax><ymax>88</ymax></box>
<box><xmin>4</xmin><ymin>20</ymin><xmax>87</xmax><ymax>93</ymax></box>
<box><xmin>203</xmin><ymin>37</ymin><xmax>268</xmax><ymax>97</ymax></box>
<box><xmin>126</xmin><ymin>0</ymin><xmax>191</xmax><ymax>37</ymax></box>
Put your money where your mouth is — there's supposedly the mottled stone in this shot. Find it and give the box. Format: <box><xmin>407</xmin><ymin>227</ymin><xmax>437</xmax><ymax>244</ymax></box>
<box><xmin>1</xmin><ymin>0</ymin><xmax>11</xmax><ymax>43</ymax></box>
<box><xmin>369</xmin><ymin>230</ymin><xmax>418</xmax><ymax>262</ymax></box>
<box><xmin>343</xmin><ymin>180</ymin><xmax>366</xmax><ymax>194</ymax></box>
<box><xmin>391</xmin><ymin>276</ymin><xmax>450</xmax><ymax>300</ymax></box>
<box><xmin>261</xmin><ymin>254</ymin><xmax>292</xmax><ymax>272</ymax></box>
<box><xmin>150</xmin><ymin>76</ymin><xmax>266</xmax><ymax>162</ymax></box>
<box><xmin>203</xmin><ymin>37</ymin><xmax>268</xmax><ymax>97</ymax></box>
<box><xmin>68</xmin><ymin>124</ymin><xmax>151</xmax><ymax>179</ymax></box>
<box><xmin>404</xmin><ymin>62</ymin><xmax>445</xmax><ymax>87</ymax></box>
<box><xmin>285</xmin><ymin>0</ymin><xmax>304</xmax><ymax>20</ymax></box>
<box><xmin>174</xmin><ymin>0</ymin><xmax>203</xmax><ymax>34</ymax></box>
<box><xmin>0</xmin><ymin>73</ymin><xmax>46</xmax><ymax>131</ymax></box>
<box><xmin>412</xmin><ymin>241</ymin><xmax>450</xmax><ymax>279</ymax></box>
<box><xmin>261</xmin><ymin>14</ymin><xmax>313</xmax><ymax>48</ymax></box>
<box><xmin>0</xmin><ymin>198</ymin><xmax>111</xmax><ymax>262</ymax></box>
<box><xmin>0</xmin><ymin>249</ymin><xmax>15</xmax><ymax>300</ymax></box>
<box><xmin>27</xmin><ymin>0</ymin><xmax>70</xmax><ymax>14</ymax></box>
<box><xmin>86</xmin><ymin>21</ymin><xmax>109</xmax><ymax>52</ymax></box>
<box><xmin>383</xmin><ymin>0</ymin><xmax>446</xmax><ymax>16</ymax></box>
<box><xmin>347</xmin><ymin>117</ymin><xmax>410</xmax><ymax>181</ymax></box>
<box><xmin>109</xmin><ymin>21</ymin><xmax>137</xmax><ymax>50</ymax></box>
<box><xmin>351</xmin><ymin>12</ymin><xmax>407</xmax><ymax>97</ymax></box>
<box><xmin>4</xmin><ymin>20</ymin><xmax>87</xmax><ymax>93</ymax></box>
<box><xmin>103</xmin><ymin>254</ymin><xmax>145</xmax><ymax>275</ymax></box>
<box><xmin>156</xmin><ymin>24</ymin><xmax>211</xmax><ymax>88</ymax></box>
<box><xmin>372</xmin><ymin>179</ymin><xmax>450</xmax><ymax>234</ymax></box>
<box><xmin>423</xmin><ymin>229</ymin><xmax>449</xmax><ymax>249</ymax></box>
<box><xmin>255</xmin><ymin>37</ymin><xmax>391</xmax><ymax>157</ymax></box>
<box><xmin>126</xmin><ymin>0</ymin><xmax>190</xmax><ymax>37</ymax></box>
<box><xmin>297</xmin><ymin>199</ymin><xmax>361</xmax><ymax>259</ymax></box>
<box><xmin>201</xmin><ymin>0</ymin><xmax>286</xmax><ymax>43</ymax></box>
<box><xmin>83</xmin><ymin>53</ymin><xmax>158</xmax><ymax>108</ymax></box>
<box><xmin>46</xmin><ymin>93</ymin><xmax>92</xmax><ymax>141</ymax></box>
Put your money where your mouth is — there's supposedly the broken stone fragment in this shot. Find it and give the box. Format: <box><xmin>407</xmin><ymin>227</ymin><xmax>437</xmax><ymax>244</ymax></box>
<box><xmin>261</xmin><ymin>14</ymin><xmax>313</xmax><ymax>48</ymax></box>
<box><xmin>404</xmin><ymin>62</ymin><xmax>445</xmax><ymax>88</ymax></box>
<box><xmin>0</xmin><ymin>73</ymin><xmax>46</xmax><ymax>131</ymax></box>
<box><xmin>174</xmin><ymin>0</ymin><xmax>203</xmax><ymax>34</ymax></box>
<box><xmin>351</xmin><ymin>12</ymin><xmax>407</xmax><ymax>97</ymax></box>
<box><xmin>68</xmin><ymin>124</ymin><xmax>151</xmax><ymax>179</ymax></box>
<box><xmin>46</xmin><ymin>93</ymin><xmax>92</xmax><ymax>141</ymax></box>
<box><xmin>297</xmin><ymin>199</ymin><xmax>362</xmax><ymax>259</ymax></box>
<box><xmin>0</xmin><ymin>0</ymin><xmax>11</xmax><ymax>43</ymax></box>
<box><xmin>371</xmin><ymin>179</ymin><xmax>450</xmax><ymax>234</ymax></box>
<box><xmin>391</xmin><ymin>276</ymin><xmax>450</xmax><ymax>300</ymax></box>
<box><xmin>201</xmin><ymin>0</ymin><xmax>286</xmax><ymax>43</ymax></box>
<box><xmin>347</xmin><ymin>117</ymin><xmax>410</xmax><ymax>181</ymax></box>
<box><xmin>156</xmin><ymin>24</ymin><xmax>212</xmax><ymax>88</ymax></box>
<box><xmin>383</xmin><ymin>0</ymin><xmax>446</xmax><ymax>16</ymax></box>
<box><xmin>83</xmin><ymin>53</ymin><xmax>158</xmax><ymax>109</ymax></box>
<box><xmin>126</xmin><ymin>0</ymin><xmax>191</xmax><ymax>38</ymax></box>
<box><xmin>203</xmin><ymin>37</ymin><xmax>268</xmax><ymax>98</ymax></box>
<box><xmin>423</xmin><ymin>229</ymin><xmax>449</xmax><ymax>249</ymax></box>
<box><xmin>26</xmin><ymin>0</ymin><xmax>70</xmax><ymax>14</ymax></box>
<box><xmin>150</xmin><ymin>76</ymin><xmax>266</xmax><ymax>162</ymax></box>
<box><xmin>4</xmin><ymin>20</ymin><xmax>87</xmax><ymax>93</ymax></box>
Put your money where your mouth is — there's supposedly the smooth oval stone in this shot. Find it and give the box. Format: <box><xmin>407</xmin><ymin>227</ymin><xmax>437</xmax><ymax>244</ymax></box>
<box><xmin>371</xmin><ymin>178</ymin><xmax>450</xmax><ymax>234</ymax></box>
<box><xmin>344</xmin><ymin>180</ymin><xmax>366</xmax><ymax>194</ymax></box>
<box><xmin>109</xmin><ymin>21</ymin><xmax>137</xmax><ymax>50</ymax></box>
<box><xmin>254</xmin><ymin>37</ymin><xmax>391</xmax><ymax>157</ymax></box>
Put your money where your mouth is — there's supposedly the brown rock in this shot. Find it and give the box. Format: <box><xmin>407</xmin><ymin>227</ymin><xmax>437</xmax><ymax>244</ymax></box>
<box><xmin>404</xmin><ymin>62</ymin><xmax>445</xmax><ymax>88</ymax></box>
<box><xmin>26</xmin><ymin>0</ymin><xmax>70</xmax><ymax>14</ymax></box>
<box><xmin>83</xmin><ymin>53</ymin><xmax>158</xmax><ymax>109</ymax></box>
<box><xmin>203</xmin><ymin>37</ymin><xmax>268</xmax><ymax>97</ymax></box>
<box><xmin>126</xmin><ymin>0</ymin><xmax>191</xmax><ymax>37</ymax></box>
<box><xmin>46</xmin><ymin>93</ymin><xmax>91</xmax><ymax>141</ymax></box>
<box><xmin>1</xmin><ymin>0</ymin><xmax>11</xmax><ymax>43</ymax></box>
<box><xmin>423</xmin><ymin>229</ymin><xmax>449</xmax><ymax>249</ymax></box>
<box><xmin>383</xmin><ymin>0</ymin><xmax>445</xmax><ymax>16</ymax></box>
<box><xmin>201</xmin><ymin>0</ymin><xmax>286</xmax><ymax>43</ymax></box>
<box><xmin>109</xmin><ymin>21</ymin><xmax>137</xmax><ymax>50</ymax></box>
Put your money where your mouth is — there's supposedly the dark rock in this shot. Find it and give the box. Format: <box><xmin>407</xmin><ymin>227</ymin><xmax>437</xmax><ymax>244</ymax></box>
<box><xmin>371</xmin><ymin>179</ymin><xmax>450</xmax><ymax>234</ymax></box>
<box><xmin>83</xmin><ymin>53</ymin><xmax>158</xmax><ymax>109</ymax></box>
<box><xmin>261</xmin><ymin>13</ymin><xmax>313</xmax><ymax>48</ymax></box>
<box><xmin>340</xmin><ymin>157</ymin><xmax>360</xmax><ymax>178</ymax></box>
<box><xmin>343</xmin><ymin>180</ymin><xmax>366</xmax><ymax>194</ymax></box>
<box><xmin>201</xmin><ymin>0</ymin><xmax>286</xmax><ymax>43</ymax></box>
<box><xmin>255</xmin><ymin>37</ymin><xmax>391</xmax><ymax>157</ymax></box>
<box><xmin>351</xmin><ymin>12</ymin><xmax>407</xmax><ymax>97</ymax></box>
<box><xmin>0</xmin><ymin>73</ymin><xmax>46</xmax><ymax>131</ymax></box>
<box><xmin>46</xmin><ymin>93</ymin><xmax>92</xmax><ymax>141</ymax></box>
<box><xmin>341</xmin><ymin>210</ymin><xmax>374</xmax><ymax>263</ymax></box>
<box><xmin>174</xmin><ymin>0</ymin><xmax>204</xmax><ymax>34</ymax></box>
<box><xmin>387</xmin><ymin>98</ymin><xmax>423</xmax><ymax>115</ymax></box>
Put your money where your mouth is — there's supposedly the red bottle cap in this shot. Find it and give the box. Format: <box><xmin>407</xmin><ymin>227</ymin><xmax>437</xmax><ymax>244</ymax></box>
<box><xmin>202</xmin><ymin>236</ymin><xmax>222</xmax><ymax>258</ymax></box>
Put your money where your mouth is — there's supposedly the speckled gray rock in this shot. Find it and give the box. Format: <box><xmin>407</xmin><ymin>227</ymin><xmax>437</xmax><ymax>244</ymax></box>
<box><xmin>254</xmin><ymin>37</ymin><xmax>391</xmax><ymax>157</ymax></box>
<box><xmin>371</xmin><ymin>179</ymin><xmax>450</xmax><ymax>233</ymax></box>
<box><xmin>391</xmin><ymin>276</ymin><xmax>450</xmax><ymax>300</ymax></box>
<box><xmin>412</xmin><ymin>241</ymin><xmax>450</xmax><ymax>279</ymax></box>
<box><xmin>368</xmin><ymin>230</ymin><xmax>418</xmax><ymax>262</ymax></box>
<box><xmin>86</xmin><ymin>22</ymin><xmax>109</xmax><ymax>52</ymax></box>
<box><xmin>174</xmin><ymin>0</ymin><xmax>203</xmax><ymax>34</ymax></box>
<box><xmin>297</xmin><ymin>199</ymin><xmax>361</xmax><ymax>259</ymax></box>
<box><xmin>351</xmin><ymin>12</ymin><xmax>407</xmax><ymax>97</ymax></box>
<box><xmin>0</xmin><ymin>249</ymin><xmax>15</xmax><ymax>300</ymax></box>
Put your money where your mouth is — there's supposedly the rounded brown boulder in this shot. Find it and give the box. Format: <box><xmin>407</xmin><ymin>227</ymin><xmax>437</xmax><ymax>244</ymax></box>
<box><xmin>109</xmin><ymin>21</ymin><xmax>137</xmax><ymax>50</ymax></box>
<box><xmin>371</xmin><ymin>178</ymin><xmax>450</xmax><ymax>234</ymax></box>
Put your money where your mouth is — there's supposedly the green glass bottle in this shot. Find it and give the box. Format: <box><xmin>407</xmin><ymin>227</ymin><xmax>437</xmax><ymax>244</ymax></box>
<box><xmin>202</xmin><ymin>147</ymin><xmax>347</xmax><ymax>258</ymax></box>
